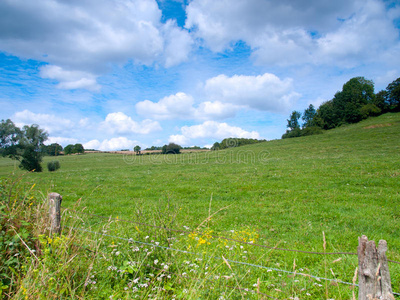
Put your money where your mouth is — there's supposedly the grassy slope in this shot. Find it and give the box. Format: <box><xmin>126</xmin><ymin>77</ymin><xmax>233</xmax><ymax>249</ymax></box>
<box><xmin>1</xmin><ymin>113</ymin><xmax>400</xmax><ymax>288</ymax></box>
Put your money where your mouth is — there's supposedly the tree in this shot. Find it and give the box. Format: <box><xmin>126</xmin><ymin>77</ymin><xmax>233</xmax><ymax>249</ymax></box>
<box><xmin>374</xmin><ymin>90</ymin><xmax>389</xmax><ymax>112</ymax></box>
<box><xmin>64</xmin><ymin>143</ymin><xmax>84</xmax><ymax>155</ymax></box>
<box><xmin>333</xmin><ymin>77</ymin><xmax>375</xmax><ymax>123</ymax></box>
<box><xmin>287</xmin><ymin>111</ymin><xmax>301</xmax><ymax>131</ymax></box>
<box><xmin>302</xmin><ymin>104</ymin><xmax>316</xmax><ymax>128</ymax></box>
<box><xmin>64</xmin><ymin>144</ymin><xmax>74</xmax><ymax>155</ymax></box>
<box><xmin>44</xmin><ymin>143</ymin><xmax>63</xmax><ymax>156</ymax></box>
<box><xmin>211</xmin><ymin>142</ymin><xmax>220</xmax><ymax>150</ymax></box>
<box><xmin>134</xmin><ymin>145</ymin><xmax>141</xmax><ymax>154</ymax></box>
<box><xmin>0</xmin><ymin>120</ymin><xmax>48</xmax><ymax>172</ymax></box>
<box><xmin>0</xmin><ymin>119</ymin><xmax>21</xmax><ymax>160</ymax></box>
<box><xmin>386</xmin><ymin>77</ymin><xmax>400</xmax><ymax>111</ymax></box>
<box><xmin>74</xmin><ymin>143</ymin><xmax>84</xmax><ymax>154</ymax></box>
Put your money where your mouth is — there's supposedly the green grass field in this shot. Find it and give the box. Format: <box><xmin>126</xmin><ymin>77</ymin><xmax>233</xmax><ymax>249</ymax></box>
<box><xmin>1</xmin><ymin>112</ymin><xmax>400</xmax><ymax>299</ymax></box>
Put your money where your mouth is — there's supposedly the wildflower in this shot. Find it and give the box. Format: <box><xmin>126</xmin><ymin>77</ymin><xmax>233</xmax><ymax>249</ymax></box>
<box><xmin>154</xmin><ymin>259</ymin><xmax>158</xmax><ymax>265</ymax></box>
<box><xmin>145</xmin><ymin>236</ymin><xmax>149</xmax><ymax>239</ymax></box>
<box><xmin>133</xmin><ymin>278</ymin><xmax>139</xmax><ymax>284</ymax></box>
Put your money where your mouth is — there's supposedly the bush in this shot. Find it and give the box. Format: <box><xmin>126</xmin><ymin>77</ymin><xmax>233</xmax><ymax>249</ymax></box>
<box><xmin>47</xmin><ymin>160</ymin><xmax>60</xmax><ymax>172</ymax></box>
<box><xmin>301</xmin><ymin>126</ymin><xmax>324</xmax><ymax>136</ymax></box>
<box><xmin>360</xmin><ymin>103</ymin><xmax>381</xmax><ymax>119</ymax></box>
<box><xmin>162</xmin><ymin>143</ymin><xmax>181</xmax><ymax>154</ymax></box>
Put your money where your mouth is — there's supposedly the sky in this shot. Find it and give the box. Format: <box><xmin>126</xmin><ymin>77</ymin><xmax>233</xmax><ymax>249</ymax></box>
<box><xmin>0</xmin><ymin>0</ymin><xmax>399</xmax><ymax>150</ymax></box>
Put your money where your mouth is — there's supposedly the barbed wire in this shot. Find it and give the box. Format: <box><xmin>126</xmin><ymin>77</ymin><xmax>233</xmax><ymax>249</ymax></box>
<box><xmin>65</xmin><ymin>225</ymin><xmax>400</xmax><ymax>297</ymax></box>
<box><xmin>63</xmin><ymin>209</ymin><xmax>400</xmax><ymax>264</ymax></box>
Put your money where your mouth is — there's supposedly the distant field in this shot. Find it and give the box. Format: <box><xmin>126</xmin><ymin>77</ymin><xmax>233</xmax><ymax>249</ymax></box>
<box><xmin>1</xmin><ymin>113</ymin><xmax>400</xmax><ymax>298</ymax></box>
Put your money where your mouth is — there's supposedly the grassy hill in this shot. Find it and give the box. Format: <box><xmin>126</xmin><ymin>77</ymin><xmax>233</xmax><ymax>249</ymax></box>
<box><xmin>1</xmin><ymin>112</ymin><xmax>400</xmax><ymax>299</ymax></box>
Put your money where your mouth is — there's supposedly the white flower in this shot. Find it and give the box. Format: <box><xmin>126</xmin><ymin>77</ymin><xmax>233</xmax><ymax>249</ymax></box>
<box><xmin>154</xmin><ymin>259</ymin><xmax>158</xmax><ymax>265</ymax></box>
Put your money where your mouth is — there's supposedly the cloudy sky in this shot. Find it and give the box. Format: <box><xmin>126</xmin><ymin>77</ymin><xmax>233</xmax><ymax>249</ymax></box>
<box><xmin>1</xmin><ymin>0</ymin><xmax>399</xmax><ymax>150</ymax></box>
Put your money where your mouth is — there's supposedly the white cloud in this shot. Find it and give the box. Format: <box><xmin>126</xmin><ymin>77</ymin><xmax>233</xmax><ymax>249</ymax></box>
<box><xmin>168</xmin><ymin>134</ymin><xmax>190</xmax><ymax>145</ymax></box>
<box><xmin>162</xmin><ymin>20</ymin><xmax>193</xmax><ymax>67</ymax></box>
<box><xmin>0</xmin><ymin>0</ymin><xmax>192</xmax><ymax>89</ymax></box>
<box><xmin>170</xmin><ymin>121</ymin><xmax>260</xmax><ymax>145</ymax></box>
<box><xmin>185</xmin><ymin>0</ymin><xmax>400</xmax><ymax>67</ymax></box>
<box><xmin>136</xmin><ymin>92</ymin><xmax>241</xmax><ymax>120</ymax></box>
<box><xmin>44</xmin><ymin>137</ymin><xmax>78</xmax><ymax>146</ymax></box>
<box><xmin>102</xmin><ymin>112</ymin><xmax>161</xmax><ymax>135</ymax></box>
<box><xmin>40</xmin><ymin>65</ymin><xmax>101</xmax><ymax>92</ymax></box>
<box><xmin>194</xmin><ymin>101</ymin><xmax>240</xmax><ymax>119</ymax></box>
<box><xmin>13</xmin><ymin>109</ymin><xmax>74</xmax><ymax>135</ymax></box>
<box><xmin>84</xmin><ymin>137</ymin><xmax>138</xmax><ymax>151</ymax></box>
<box><xmin>83</xmin><ymin>140</ymin><xmax>101</xmax><ymax>150</ymax></box>
<box><xmin>204</xmin><ymin>73</ymin><xmax>300</xmax><ymax>113</ymax></box>
<box><xmin>136</xmin><ymin>92</ymin><xmax>195</xmax><ymax>120</ymax></box>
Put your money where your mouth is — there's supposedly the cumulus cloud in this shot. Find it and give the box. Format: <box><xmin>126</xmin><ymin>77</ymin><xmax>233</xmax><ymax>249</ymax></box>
<box><xmin>12</xmin><ymin>109</ymin><xmax>75</xmax><ymax>135</ymax></box>
<box><xmin>44</xmin><ymin>137</ymin><xmax>78</xmax><ymax>147</ymax></box>
<box><xmin>136</xmin><ymin>92</ymin><xmax>241</xmax><ymax>120</ymax></box>
<box><xmin>84</xmin><ymin>137</ymin><xmax>138</xmax><ymax>151</ymax></box>
<box><xmin>102</xmin><ymin>112</ymin><xmax>161</xmax><ymax>135</ymax></box>
<box><xmin>170</xmin><ymin>121</ymin><xmax>260</xmax><ymax>145</ymax></box>
<box><xmin>40</xmin><ymin>65</ymin><xmax>101</xmax><ymax>92</ymax></box>
<box><xmin>204</xmin><ymin>73</ymin><xmax>300</xmax><ymax>113</ymax></box>
<box><xmin>185</xmin><ymin>0</ymin><xmax>400</xmax><ymax>67</ymax></box>
<box><xmin>0</xmin><ymin>0</ymin><xmax>192</xmax><ymax>90</ymax></box>
<box><xmin>136</xmin><ymin>92</ymin><xmax>195</xmax><ymax>120</ymax></box>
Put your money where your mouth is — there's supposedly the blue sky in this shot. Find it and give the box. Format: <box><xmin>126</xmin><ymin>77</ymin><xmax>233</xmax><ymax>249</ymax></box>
<box><xmin>0</xmin><ymin>0</ymin><xmax>399</xmax><ymax>150</ymax></box>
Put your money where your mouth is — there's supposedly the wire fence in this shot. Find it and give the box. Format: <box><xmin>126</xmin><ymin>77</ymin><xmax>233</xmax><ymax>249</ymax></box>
<box><xmin>65</xmin><ymin>225</ymin><xmax>400</xmax><ymax>297</ymax></box>
<box><xmin>64</xmin><ymin>209</ymin><xmax>400</xmax><ymax>264</ymax></box>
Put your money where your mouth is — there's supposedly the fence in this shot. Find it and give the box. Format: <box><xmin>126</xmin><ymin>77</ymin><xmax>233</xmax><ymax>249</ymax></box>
<box><xmin>48</xmin><ymin>193</ymin><xmax>399</xmax><ymax>299</ymax></box>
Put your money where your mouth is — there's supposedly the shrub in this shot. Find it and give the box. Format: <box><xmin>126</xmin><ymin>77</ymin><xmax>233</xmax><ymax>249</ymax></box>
<box><xmin>162</xmin><ymin>143</ymin><xmax>181</xmax><ymax>154</ymax></box>
<box><xmin>47</xmin><ymin>160</ymin><xmax>60</xmax><ymax>172</ymax></box>
<box><xmin>301</xmin><ymin>126</ymin><xmax>324</xmax><ymax>136</ymax></box>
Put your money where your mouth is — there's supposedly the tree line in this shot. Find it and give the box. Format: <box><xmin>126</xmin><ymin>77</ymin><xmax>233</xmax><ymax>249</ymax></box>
<box><xmin>282</xmin><ymin>76</ymin><xmax>400</xmax><ymax>139</ymax></box>
<box><xmin>211</xmin><ymin>138</ymin><xmax>266</xmax><ymax>150</ymax></box>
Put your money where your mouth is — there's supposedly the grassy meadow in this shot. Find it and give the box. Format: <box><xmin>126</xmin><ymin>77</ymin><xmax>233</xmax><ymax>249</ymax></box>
<box><xmin>1</xmin><ymin>112</ymin><xmax>400</xmax><ymax>299</ymax></box>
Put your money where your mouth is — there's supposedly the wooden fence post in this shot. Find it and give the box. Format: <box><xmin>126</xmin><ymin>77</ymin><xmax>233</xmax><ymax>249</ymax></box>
<box><xmin>48</xmin><ymin>193</ymin><xmax>62</xmax><ymax>235</ymax></box>
<box><xmin>357</xmin><ymin>235</ymin><xmax>394</xmax><ymax>300</ymax></box>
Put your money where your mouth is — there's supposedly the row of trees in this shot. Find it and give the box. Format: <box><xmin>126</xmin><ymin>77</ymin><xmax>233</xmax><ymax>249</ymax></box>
<box><xmin>283</xmin><ymin>76</ymin><xmax>400</xmax><ymax>138</ymax></box>
<box><xmin>211</xmin><ymin>138</ymin><xmax>266</xmax><ymax>150</ymax></box>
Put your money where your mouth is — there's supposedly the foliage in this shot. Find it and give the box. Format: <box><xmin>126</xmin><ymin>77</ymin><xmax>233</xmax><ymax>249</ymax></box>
<box><xmin>287</xmin><ymin>110</ymin><xmax>301</xmax><ymax>131</ymax></box>
<box><xmin>161</xmin><ymin>143</ymin><xmax>181</xmax><ymax>154</ymax></box>
<box><xmin>282</xmin><ymin>77</ymin><xmax>400</xmax><ymax>138</ymax></box>
<box><xmin>211</xmin><ymin>142</ymin><xmax>220</xmax><ymax>150</ymax></box>
<box><xmin>42</xmin><ymin>143</ymin><xmax>63</xmax><ymax>156</ymax></box>
<box><xmin>212</xmin><ymin>138</ymin><xmax>266</xmax><ymax>150</ymax></box>
<box><xmin>0</xmin><ymin>176</ymin><xmax>43</xmax><ymax>298</ymax></box>
<box><xmin>133</xmin><ymin>145</ymin><xmax>141</xmax><ymax>154</ymax></box>
<box><xmin>145</xmin><ymin>146</ymin><xmax>163</xmax><ymax>150</ymax></box>
<box><xmin>47</xmin><ymin>160</ymin><xmax>60</xmax><ymax>172</ymax></box>
<box><xmin>0</xmin><ymin>120</ymin><xmax>48</xmax><ymax>172</ymax></box>
<box><xmin>64</xmin><ymin>143</ymin><xmax>85</xmax><ymax>155</ymax></box>
<box><xmin>0</xmin><ymin>119</ymin><xmax>21</xmax><ymax>160</ymax></box>
<box><xmin>302</xmin><ymin>104</ymin><xmax>317</xmax><ymax>128</ymax></box>
<box><xmin>386</xmin><ymin>77</ymin><xmax>400</xmax><ymax>111</ymax></box>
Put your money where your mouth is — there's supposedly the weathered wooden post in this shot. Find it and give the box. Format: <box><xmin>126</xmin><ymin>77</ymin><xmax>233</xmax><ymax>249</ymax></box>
<box><xmin>48</xmin><ymin>193</ymin><xmax>62</xmax><ymax>235</ymax></box>
<box><xmin>357</xmin><ymin>235</ymin><xmax>394</xmax><ymax>300</ymax></box>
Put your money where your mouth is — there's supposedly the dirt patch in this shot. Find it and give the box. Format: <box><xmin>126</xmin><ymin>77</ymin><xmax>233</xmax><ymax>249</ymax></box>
<box><xmin>363</xmin><ymin>123</ymin><xmax>393</xmax><ymax>129</ymax></box>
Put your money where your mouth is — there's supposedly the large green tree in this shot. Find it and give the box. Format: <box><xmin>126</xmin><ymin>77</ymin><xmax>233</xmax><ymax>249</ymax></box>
<box><xmin>0</xmin><ymin>120</ymin><xmax>48</xmax><ymax>172</ymax></box>
<box><xmin>333</xmin><ymin>77</ymin><xmax>375</xmax><ymax>123</ymax></box>
<box><xmin>386</xmin><ymin>77</ymin><xmax>400</xmax><ymax>111</ymax></box>
<box><xmin>302</xmin><ymin>104</ymin><xmax>316</xmax><ymax>128</ymax></box>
